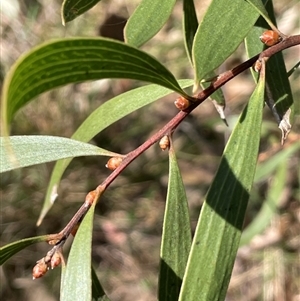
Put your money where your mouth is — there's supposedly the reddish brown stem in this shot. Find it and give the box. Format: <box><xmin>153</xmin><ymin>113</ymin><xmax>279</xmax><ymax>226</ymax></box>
<box><xmin>46</xmin><ymin>188</ymin><xmax>105</xmax><ymax>245</ymax></box>
<box><xmin>102</xmin><ymin>35</ymin><xmax>300</xmax><ymax>188</ymax></box>
<box><xmin>49</xmin><ymin>34</ymin><xmax>300</xmax><ymax>248</ymax></box>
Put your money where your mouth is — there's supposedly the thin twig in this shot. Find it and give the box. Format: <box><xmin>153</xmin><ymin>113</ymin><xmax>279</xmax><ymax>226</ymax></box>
<box><xmin>44</xmin><ymin>34</ymin><xmax>300</xmax><ymax>255</ymax></box>
<box><xmin>102</xmin><ymin>34</ymin><xmax>300</xmax><ymax>188</ymax></box>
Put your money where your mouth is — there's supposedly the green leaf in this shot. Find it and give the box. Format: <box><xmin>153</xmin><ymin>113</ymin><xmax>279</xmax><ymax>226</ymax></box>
<box><xmin>0</xmin><ymin>136</ymin><xmax>117</xmax><ymax>173</ymax></box>
<box><xmin>1</xmin><ymin>38</ymin><xmax>188</xmax><ymax>133</ymax></box>
<box><xmin>244</xmin><ymin>26</ymin><xmax>264</xmax><ymax>82</ymax></box>
<box><xmin>61</xmin><ymin>201</ymin><xmax>96</xmax><ymax>301</ymax></box>
<box><xmin>38</xmin><ymin>79</ymin><xmax>193</xmax><ymax>226</ymax></box>
<box><xmin>244</xmin><ymin>0</ymin><xmax>274</xmax><ymax>76</ymax></box>
<box><xmin>244</xmin><ymin>0</ymin><xmax>294</xmax><ymax>141</ymax></box>
<box><xmin>63</xmin><ymin>264</ymin><xmax>111</xmax><ymax>300</ymax></box>
<box><xmin>92</xmin><ymin>266</ymin><xmax>111</xmax><ymax>301</ymax></box>
<box><xmin>179</xmin><ymin>64</ymin><xmax>265</xmax><ymax>300</ymax></box>
<box><xmin>245</xmin><ymin>0</ymin><xmax>276</xmax><ymax>30</ymax></box>
<box><xmin>0</xmin><ymin>235</ymin><xmax>48</xmax><ymax>265</ymax></box>
<box><xmin>61</xmin><ymin>0</ymin><xmax>102</xmax><ymax>25</ymax></box>
<box><xmin>124</xmin><ymin>0</ymin><xmax>176</xmax><ymax>47</ymax></box>
<box><xmin>193</xmin><ymin>0</ymin><xmax>259</xmax><ymax>83</ymax></box>
<box><xmin>265</xmin><ymin>56</ymin><xmax>294</xmax><ymax>141</ymax></box>
<box><xmin>158</xmin><ymin>140</ymin><xmax>192</xmax><ymax>301</ymax></box>
<box><xmin>182</xmin><ymin>0</ymin><xmax>198</xmax><ymax>65</ymax></box>
<box><xmin>240</xmin><ymin>162</ymin><xmax>287</xmax><ymax>246</ymax></box>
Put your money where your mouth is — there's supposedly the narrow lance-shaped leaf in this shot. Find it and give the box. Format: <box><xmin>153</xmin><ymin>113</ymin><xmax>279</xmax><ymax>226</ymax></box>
<box><xmin>38</xmin><ymin>80</ymin><xmax>193</xmax><ymax>226</ymax></box>
<box><xmin>244</xmin><ymin>0</ymin><xmax>279</xmax><ymax>79</ymax></box>
<box><xmin>0</xmin><ymin>236</ymin><xmax>48</xmax><ymax>265</ymax></box>
<box><xmin>244</xmin><ymin>0</ymin><xmax>294</xmax><ymax>142</ymax></box>
<box><xmin>124</xmin><ymin>0</ymin><xmax>176</xmax><ymax>47</ymax></box>
<box><xmin>158</xmin><ymin>138</ymin><xmax>192</xmax><ymax>301</ymax></box>
<box><xmin>61</xmin><ymin>200</ymin><xmax>96</xmax><ymax>301</ymax></box>
<box><xmin>61</xmin><ymin>0</ymin><xmax>102</xmax><ymax>25</ymax></box>
<box><xmin>245</xmin><ymin>0</ymin><xmax>278</xmax><ymax>31</ymax></box>
<box><xmin>0</xmin><ymin>136</ymin><xmax>119</xmax><ymax>173</ymax></box>
<box><xmin>192</xmin><ymin>0</ymin><xmax>259</xmax><ymax>84</ymax></box>
<box><xmin>179</xmin><ymin>62</ymin><xmax>266</xmax><ymax>300</ymax></box>
<box><xmin>183</xmin><ymin>0</ymin><xmax>227</xmax><ymax>112</ymax></box>
<box><xmin>1</xmin><ymin>38</ymin><xmax>188</xmax><ymax>134</ymax></box>
<box><xmin>188</xmin><ymin>0</ymin><xmax>227</xmax><ymax>120</ymax></box>
<box><xmin>183</xmin><ymin>0</ymin><xmax>198</xmax><ymax>65</ymax></box>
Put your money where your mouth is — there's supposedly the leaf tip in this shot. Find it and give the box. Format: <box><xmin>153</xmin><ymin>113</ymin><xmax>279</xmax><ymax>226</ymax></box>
<box><xmin>36</xmin><ymin>212</ymin><xmax>46</xmax><ymax>227</ymax></box>
<box><xmin>279</xmin><ymin>108</ymin><xmax>292</xmax><ymax>145</ymax></box>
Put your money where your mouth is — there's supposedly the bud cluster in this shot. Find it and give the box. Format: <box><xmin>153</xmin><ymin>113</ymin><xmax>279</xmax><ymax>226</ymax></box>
<box><xmin>32</xmin><ymin>248</ymin><xmax>63</xmax><ymax>279</ymax></box>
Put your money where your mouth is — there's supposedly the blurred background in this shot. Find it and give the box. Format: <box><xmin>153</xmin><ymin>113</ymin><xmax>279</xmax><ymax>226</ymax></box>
<box><xmin>1</xmin><ymin>0</ymin><xmax>299</xmax><ymax>300</ymax></box>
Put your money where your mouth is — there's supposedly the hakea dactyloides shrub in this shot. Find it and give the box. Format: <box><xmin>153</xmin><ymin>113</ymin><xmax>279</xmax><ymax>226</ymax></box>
<box><xmin>1</xmin><ymin>0</ymin><xmax>299</xmax><ymax>300</ymax></box>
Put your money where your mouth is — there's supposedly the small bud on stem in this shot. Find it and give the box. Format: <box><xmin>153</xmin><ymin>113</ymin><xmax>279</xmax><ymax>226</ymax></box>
<box><xmin>174</xmin><ymin>96</ymin><xmax>190</xmax><ymax>110</ymax></box>
<box><xmin>32</xmin><ymin>258</ymin><xmax>49</xmax><ymax>279</ymax></box>
<box><xmin>106</xmin><ymin>157</ymin><xmax>123</xmax><ymax>170</ymax></box>
<box><xmin>50</xmin><ymin>250</ymin><xmax>62</xmax><ymax>269</ymax></box>
<box><xmin>159</xmin><ymin>136</ymin><xmax>170</xmax><ymax>151</ymax></box>
<box><xmin>260</xmin><ymin>30</ymin><xmax>282</xmax><ymax>47</ymax></box>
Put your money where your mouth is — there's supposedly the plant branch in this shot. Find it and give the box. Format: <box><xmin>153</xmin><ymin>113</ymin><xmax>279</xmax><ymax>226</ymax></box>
<box><xmin>102</xmin><ymin>34</ymin><xmax>300</xmax><ymax>188</ymax></box>
<box><xmin>40</xmin><ymin>34</ymin><xmax>300</xmax><ymax>270</ymax></box>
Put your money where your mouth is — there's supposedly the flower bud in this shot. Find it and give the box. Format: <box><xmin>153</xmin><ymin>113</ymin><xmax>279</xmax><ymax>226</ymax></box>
<box><xmin>260</xmin><ymin>30</ymin><xmax>281</xmax><ymax>47</ymax></box>
<box><xmin>159</xmin><ymin>136</ymin><xmax>170</xmax><ymax>151</ymax></box>
<box><xmin>32</xmin><ymin>259</ymin><xmax>49</xmax><ymax>279</ymax></box>
<box><xmin>50</xmin><ymin>251</ymin><xmax>62</xmax><ymax>269</ymax></box>
<box><xmin>106</xmin><ymin>157</ymin><xmax>123</xmax><ymax>170</ymax></box>
<box><xmin>174</xmin><ymin>96</ymin><xmax>190</xmax><ymax>110</ymax></box>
